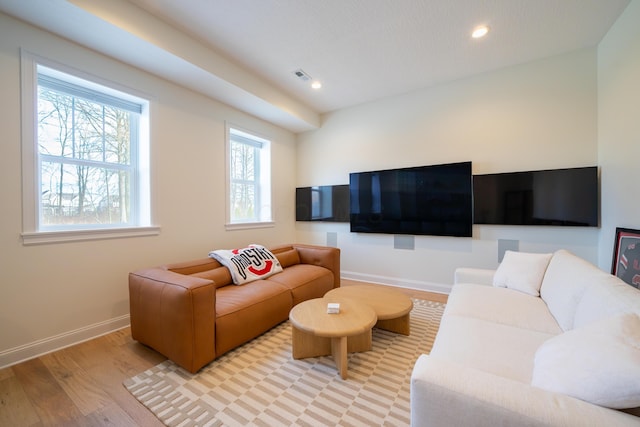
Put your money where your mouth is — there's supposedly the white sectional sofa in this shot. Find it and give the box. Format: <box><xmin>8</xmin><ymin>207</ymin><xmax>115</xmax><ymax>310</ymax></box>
<box><xmin>411</xmin><ymin>249</ymin><xmax>640</xmax><ymax>427</ymax></box>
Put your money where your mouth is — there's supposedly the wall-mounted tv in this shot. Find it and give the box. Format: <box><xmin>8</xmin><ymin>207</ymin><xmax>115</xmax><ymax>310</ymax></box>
<box><xmin>296</xmin><ymin>185</ymin><xmax>350</xmax><ymax>222</ymax></box>
<box><xmin>473</xmin><ymin>166</ymin><xmax>598</xmax><ymax>226</ymax></box>
<box><xmin>349</xmin><ymin>161</ymin><xmax>473</xmax><ymax>237</ymax></box>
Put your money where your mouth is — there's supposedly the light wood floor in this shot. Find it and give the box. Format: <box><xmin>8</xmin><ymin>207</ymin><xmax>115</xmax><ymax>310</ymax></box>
<box><xmin>0</xmin><ymin>282</ymin><xmax>447</xmax><ymax>426</ymax></box>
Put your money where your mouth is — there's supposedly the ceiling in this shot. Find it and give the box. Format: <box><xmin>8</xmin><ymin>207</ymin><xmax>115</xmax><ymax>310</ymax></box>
<box><xmin>126</xmin><ymin>0</ymin><xmax>630</xmax><ymax>113</ymax></box>
<box><xmin>0</xmin><ymin>0</ymin><xmax>631</xmax><ymax>132</ymax></box>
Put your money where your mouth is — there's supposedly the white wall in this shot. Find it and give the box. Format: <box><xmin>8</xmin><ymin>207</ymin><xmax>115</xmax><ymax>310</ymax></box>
<box><xmin>0</xmin><ymin>14</ymin><xmax>297</xmax><ymax>366</ymax></box>
<box><xmin>597</xmin><ymin>0</ymin><xmax>640</xmax><ymax>271</ymax></box>
<box><xmin>296</xmin><ymin>49</ymin><xmax>600</xmax><ymax>292</ymax></box>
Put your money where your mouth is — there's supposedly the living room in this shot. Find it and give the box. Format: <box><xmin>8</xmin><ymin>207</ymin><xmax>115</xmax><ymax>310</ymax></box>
<box><xmin>0</xmin><ymin>0</ymin><xmax>639</xmax><ymax>424</ymax></box>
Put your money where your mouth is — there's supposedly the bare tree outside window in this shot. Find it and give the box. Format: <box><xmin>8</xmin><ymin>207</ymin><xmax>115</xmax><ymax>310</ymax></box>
<box><xmin>228</xmin><ymin>128</ymin><xmax>272</xmax><ymax>224</ymax></box>
<box><xmin>230</xmin><ymin>140</ymin><xmax>257</xmax><ymax>221</ymax></box>
<box><xmin>37</xmin><ymin>73</ymin><xmax>138</xmax><ymax>228</ymax></box>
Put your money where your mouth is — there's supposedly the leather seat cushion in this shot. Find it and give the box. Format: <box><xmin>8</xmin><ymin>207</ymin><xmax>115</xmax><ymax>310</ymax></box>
<box><xmin>271</xmin><ymin>245</ymin><xmax>302</xmax><ymax>268</ymax></box>
<box><xmin>215</xmin><ymin>280</ymin><xmax>292</xmax><ymax>356</ymax></box>
<box><xmin>190</xmin><ymin>267</ymin><xmax>233</xmax><ymax>289</ymax></box>
<box><xmin>266</xmin><ymin>264</ymin><xmax>334</xmax><ymax>305</ymax></box>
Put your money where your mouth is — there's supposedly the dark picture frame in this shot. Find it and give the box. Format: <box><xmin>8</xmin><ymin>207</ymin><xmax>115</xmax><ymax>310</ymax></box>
<box><xmin>611</xmin><ymin>227</ymin><xmax>640</xmax><ymax>288</ymax></box>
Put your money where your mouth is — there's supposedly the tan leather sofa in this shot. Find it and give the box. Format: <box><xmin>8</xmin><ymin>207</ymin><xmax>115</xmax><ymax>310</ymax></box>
<box><xmin>129</xmin><ymin>243</ymin><xmax>340</xmax><ymax>373</ymax></box>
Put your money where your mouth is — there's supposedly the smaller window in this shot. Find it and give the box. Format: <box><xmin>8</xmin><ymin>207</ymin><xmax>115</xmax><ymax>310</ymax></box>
<box><xmin>227</xmin><ymin>127</ymin><xmax>272</xmax><ymax>227</ymax></box>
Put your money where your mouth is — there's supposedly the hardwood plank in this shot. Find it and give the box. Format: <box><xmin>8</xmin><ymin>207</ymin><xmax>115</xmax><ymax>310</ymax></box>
<box><xmin>82</xmin><ymin>402</ymin><xmax>149</xmax><ymax>427</ymax></box>
<box><xmin>105</xmin><ymin>327</ymin><xmax>167</xmax><ymax>381</ymax></box>
<box><xmin>61</xmin><ymin>330</ymin><xmax>165</xmax><ymax>426</ymax></box>
<box><xmin>101</xmin><ymin>382</ymin><xmax>165</xmax><ymax>427</ymax></box>
<box><xmin>69</xmin><ymin>328</ymin><xmax>164</xmax><ymax>377</ymax></box>
<box><xmin>40</xmin><ymin>349</ymin><xmax>111</xmax><ymax>416</ymax></box>
<box><xmin>64</xmin><ymin>333</ymin><xmax>123</xmax><ymax>372</ymax></box>
<box><xmin>0</xmin><ymin>366</ymin><xmax>14</xmax><ymax>381</ymax></box>
<box><xmin>11</xmin><ymin>358</ymin><xmax>84</xmax><ymax>426</ymax></box>
<box><xmin>0</xmin><ymin>374</ymin><xmax>42</xmax><ymax>427</ymax></box>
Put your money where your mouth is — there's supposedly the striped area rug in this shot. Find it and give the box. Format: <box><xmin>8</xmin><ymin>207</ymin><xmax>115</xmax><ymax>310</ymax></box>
<box><xmin>124</xmin><ymin>299</ymin><xmax>445</xmax><ymax>427</ymax></box>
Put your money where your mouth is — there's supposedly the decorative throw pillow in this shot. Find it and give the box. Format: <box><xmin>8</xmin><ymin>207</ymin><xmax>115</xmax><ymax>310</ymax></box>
<box><xmin>531</xmin><ymin>313</ymin><xmax>640</xmax><ymax>409</ymax></box>
<box><xmin>208</xmin><ymin>244</ymin><xmax>283</xmax><ymax>285</ymax></box>
<box><xmin>492</xmin><ymin>250</ymin><xmax>553</xmax><ymax>296</ymax></box>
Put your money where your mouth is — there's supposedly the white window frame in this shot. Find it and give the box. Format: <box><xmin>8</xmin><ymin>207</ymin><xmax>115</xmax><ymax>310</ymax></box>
<box><xmin>225</xmin><ymin>124</ymin><xmax>274</xmax><ymax>230</ymax></box>
<box><xmin>20</xmin><ymin>51</ymin><xmax>158</xmax><ymax>245</ymax></box>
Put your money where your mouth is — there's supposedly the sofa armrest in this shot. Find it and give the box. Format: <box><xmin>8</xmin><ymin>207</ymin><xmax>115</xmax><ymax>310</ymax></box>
<box><xmin>411</xmin><ymin>355</ymin><xmax>639</xmax><ymax>427</ymax></box>
<box><xmin>292</xmin><ymin>244</ymin><xmax>341</xmax><ymax>288</ymax></box>
<box><xmin>454</xmin><ymin>267</ymin><xmax>495</xmax><ymax>286</ymax></box>
<box><xmin>129</xmin><ymin>268</ymin><xmax>216</xmax><ymax>373</ymax></box>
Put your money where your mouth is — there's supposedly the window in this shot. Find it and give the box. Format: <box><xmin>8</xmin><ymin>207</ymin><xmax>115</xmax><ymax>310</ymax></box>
<box><xmin>227</xmin><ymin>126</ymin><xmax>272</xmax><ymax>227</ymax></box>
<box><xmin>21</xmin><ymin>53</ymin><xmax>156</xmax><ymax>244</ymax></box>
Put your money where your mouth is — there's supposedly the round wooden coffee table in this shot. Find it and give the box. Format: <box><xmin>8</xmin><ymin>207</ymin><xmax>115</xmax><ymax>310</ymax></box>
<box><xmin>289</xmin><ymin>297</ymin><xmax>376</xmax><ymax>379</ymax></box>
<box><xmin>325</xmin><ymin>285</ymin><xmax>413</xmax><ymax>335</ymax></box>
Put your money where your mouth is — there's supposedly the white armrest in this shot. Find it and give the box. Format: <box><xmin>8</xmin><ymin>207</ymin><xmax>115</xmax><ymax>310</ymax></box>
<box><xmin>454</xmin><ymin>267</ymin><xmax>495</xmax><ymax>286</ymax></box>
<box><xmin>410</xmin><ymin>355</ymin><xmax>638</xmax><ymax>427</ymax></box>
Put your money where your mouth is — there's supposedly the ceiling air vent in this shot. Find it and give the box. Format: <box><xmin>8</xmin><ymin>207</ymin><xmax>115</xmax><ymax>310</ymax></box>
<box><xmin>293</xmin><ymin>69</ymin><xmax>312</xmax><ymax>82</ymax></box>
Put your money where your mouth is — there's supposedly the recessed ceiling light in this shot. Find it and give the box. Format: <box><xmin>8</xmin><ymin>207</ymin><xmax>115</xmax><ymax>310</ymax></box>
<box><xmin>471</xmin><ymin>25</ymin><xmax>490</xmax><ymax>39</ymax></box>
<box><xmin>311</xmin><ymin>81</ymin><xmax>322</xmax><ymax>90</ymax></box>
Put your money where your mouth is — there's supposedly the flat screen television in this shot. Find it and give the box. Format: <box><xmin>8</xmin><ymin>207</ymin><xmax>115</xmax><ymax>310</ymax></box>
<box><xmin>296</xmin><ymin>185</ymin><xmax>350</xmax><ymax>222</ymax></box>
<box><xmin>349</xmin><ymin>161</ymin><xmax>473</xmax><ymax>237</ymax></box>
<box><xmin>473</xmin><ymin>166</ymin><xmax>598</xmax><ymax>226</ymax></box>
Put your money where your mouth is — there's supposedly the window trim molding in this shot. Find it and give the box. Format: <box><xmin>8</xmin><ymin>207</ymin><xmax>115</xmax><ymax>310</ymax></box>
<box><xmin>20</xmin><ymin>49</ymin><xmax>158</xmax><ymax>244</ymax></box>
<box><xmin>224</xmin><ymin>221</ymin><xmax>275</xmax><ymax>231</ymax></box>
<box><xmin>21</xmin><ymin>50</ymin><xmax>38</xmax><ymax>236</ymax></box>
<box><xmin>22</xmin><ymin>226</ymin><xmax>161</xmax><ymax>246</ymax></box>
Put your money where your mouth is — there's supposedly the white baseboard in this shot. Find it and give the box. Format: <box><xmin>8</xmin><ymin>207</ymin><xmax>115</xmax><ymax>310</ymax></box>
<box><xmin>341</xmin><ymin>271</ymin><xmax>452</xmax><ymax>295</ymax></box>
<box><xmin>0</xmin><ymin>315</ymin><xmax>130</xmax><ymax>369</ymax></box>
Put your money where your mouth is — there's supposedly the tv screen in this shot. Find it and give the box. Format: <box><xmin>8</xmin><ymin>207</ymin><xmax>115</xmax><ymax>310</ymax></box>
<box><xmin>349</xmin><ymin>161</ymin><xmax>473</xmax><ymax>237</ymax></box>
<box><xmin>473</xmin><ymin>166</ymin><xmax>598</xmax><ymax>226</ymax></box>
<box><xmin>296</xmin><ymin>185</ymin><xmax>350</xmax><ymax>222</ymax></box>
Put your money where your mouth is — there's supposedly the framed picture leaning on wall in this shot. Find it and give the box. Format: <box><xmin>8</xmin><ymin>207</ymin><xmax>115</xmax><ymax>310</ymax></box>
<box><xmin>611</xmin><ymin>227</ymin><xmax>640</xmax><ymax>289</ymax></box>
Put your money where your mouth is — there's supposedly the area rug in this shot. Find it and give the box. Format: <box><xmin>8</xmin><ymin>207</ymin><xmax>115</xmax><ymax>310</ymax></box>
<box><xmin>124</xmin><ymin>299</ymin><xmax>445</xmax><ymax>427</ymax></box>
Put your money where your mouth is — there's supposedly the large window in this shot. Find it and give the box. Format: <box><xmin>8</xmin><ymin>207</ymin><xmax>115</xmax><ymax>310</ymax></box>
<box><xmin>21</xmin><ymin>53</ymin><xmax>155</xmax><ymax>244</ymax></box>
<box><xmin>227</xmin><ymin>126</ymin><xmax>272</xmax><ymax>227</ymax></box>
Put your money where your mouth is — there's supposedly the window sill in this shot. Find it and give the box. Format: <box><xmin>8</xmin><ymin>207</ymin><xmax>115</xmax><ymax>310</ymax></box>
<box><xmin>225</xmin><ymin>221</ymin><xmax>275</xmax><ymax>231</ymax></box>
<box><xmin>22</xmin><ymin>226</ymin><xmax>161</xmax><ymax>245</ymax></box>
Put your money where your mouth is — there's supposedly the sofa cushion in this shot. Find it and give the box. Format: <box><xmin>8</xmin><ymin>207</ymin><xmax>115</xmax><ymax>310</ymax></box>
<box><xmin>270</xmin><ymin>245</ymin><xmax>302</xmax><ymax>268</ymax></box>
<box><xmin>431</xmin><ymin>314</ymin><xmax>556</xmax><ymax>383</ymax></box>
<box><xmin>454</xmin><ymin>267</ymin><xmax>495</xmax><ymax>286</ymax></box>
<box><xmin>573</xmin><ymin>275</ymin><xmax>640</xmax><ymax>329</ymax></box>
<box><xmin>446</xmin><ymin>284</ymin><xmax>562</xmax><ymax>335</ymax></box>
<box><xmin>540</xmin><ymin>250</ymin><xmax>608</xmax><ymax>331</ymax></box>
<box><xmin>166</xmin><ymin>258</ymin><xmax>222</xmax><ymax>275</ymax></box>
<box><xmin>266</xmin><ymin>264</ymin><xmax>334</xmax><ymax>305</ymax></box>
<box><xmin>411</xmin><ymin>355</ymin><xmax>640</xmax><ymax>427</ymax></box>
<box><xmin>531</xmin><ymin>313</ymin><xmax>640</xmax><ymax>409</ymax></box>
<box><xmin>215</xmin><ymin>280</ymin><xmax>292</xmax><ymax>356</ymax></box>
<box><xmin>493</xmin><ymin>251</ymin><xmax>552</xmax><ymax>296</ymax></box>
<box><xmin>209</xmin><ymin>244</ymin><xmax>283</xmax><ymax>285</ymax></box>
<box><xmin>190</xmin><ymin>267</ymin><xmax>233</xmax><ymax>289</ymax></box>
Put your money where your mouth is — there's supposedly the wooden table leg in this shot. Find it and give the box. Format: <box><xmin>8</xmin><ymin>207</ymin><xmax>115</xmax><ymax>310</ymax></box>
<box><xmin>331</xmin><ymin>336</ymin><xmax>348</xmax><ymax>380</ymax></box>
<box><xmin>292</xmin><ymin>325</ymin><xmax>331</xmax><ymax>359</ymax></box>
<box><xmin>376</xmin><ymin>313</ymin><xmax>411</xmax><ymax>335</ymax></box>
<box><xmin>347</xmin><ymin>329</ymin><xmax>372</xmax><ymax>352</ymax></box>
